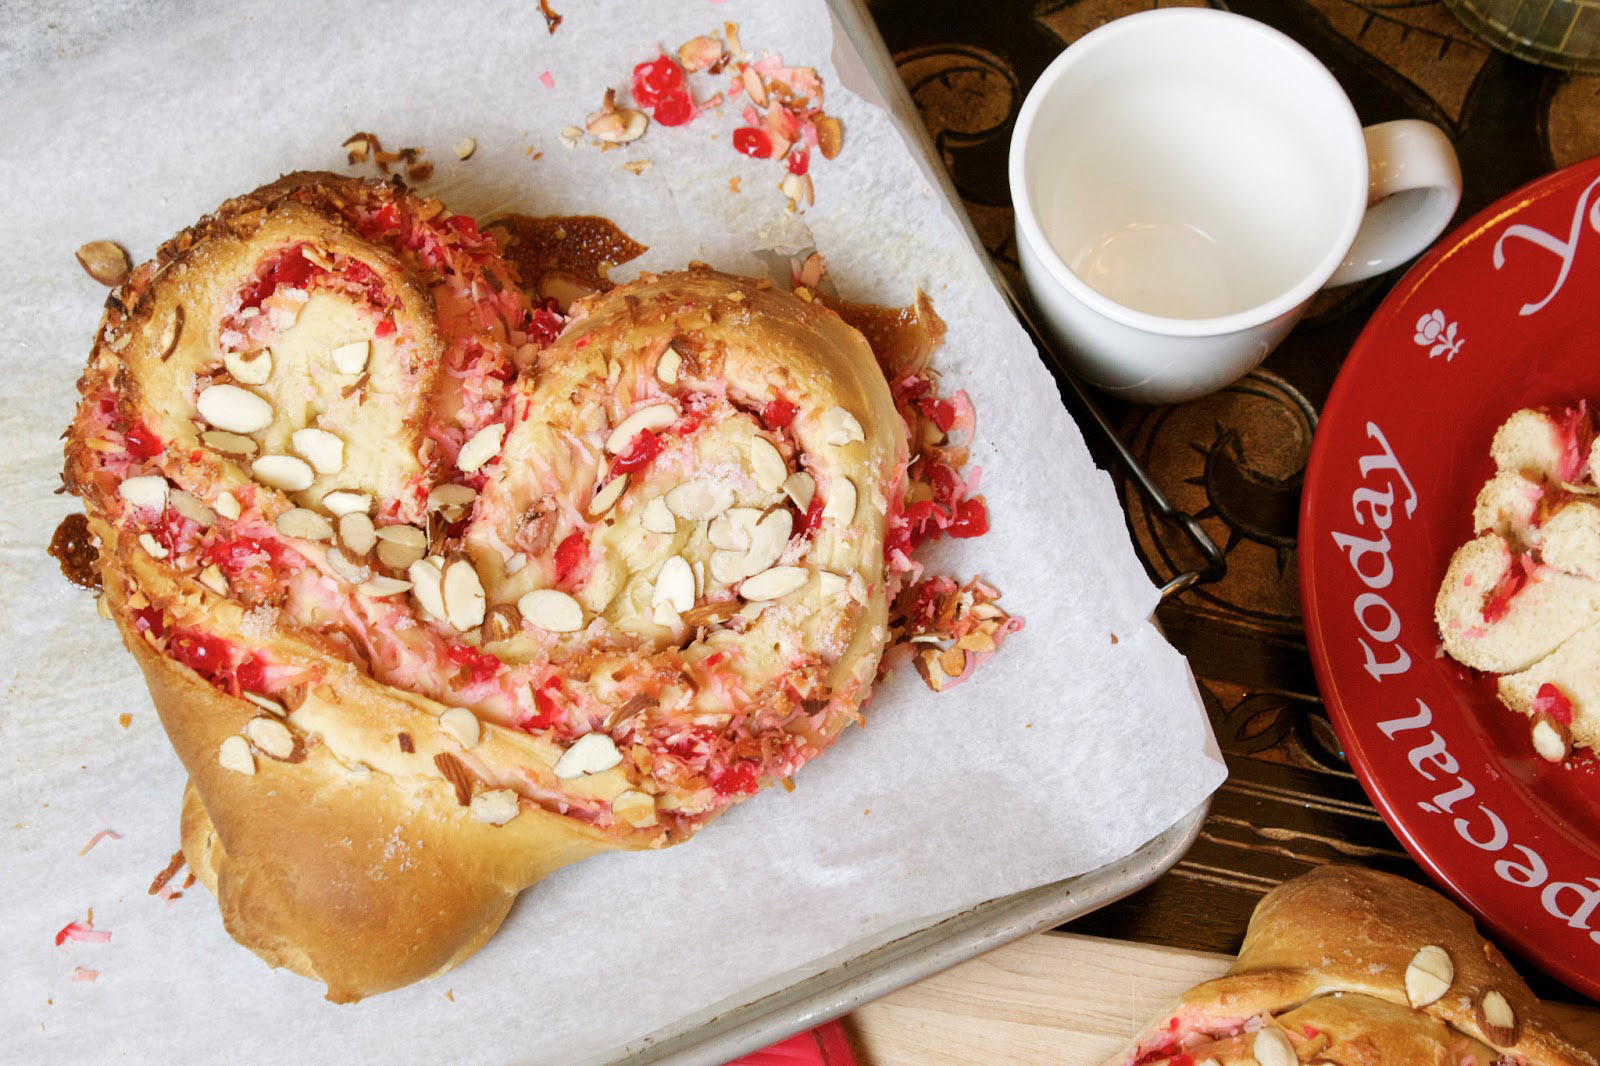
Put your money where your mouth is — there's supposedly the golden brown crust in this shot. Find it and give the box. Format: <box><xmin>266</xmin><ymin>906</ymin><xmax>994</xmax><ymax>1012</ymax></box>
<box><xmin>1104</xmin><ymin>866</ymin><xmax>1596</xmax><ymax>1066</ymax></box>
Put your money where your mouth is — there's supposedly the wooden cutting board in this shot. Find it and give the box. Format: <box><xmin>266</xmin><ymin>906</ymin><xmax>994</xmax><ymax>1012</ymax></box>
<box><xmin>844</xmin><ymin>932</ymin><xmax>1600</xmax><ymax>1064</ymax></box>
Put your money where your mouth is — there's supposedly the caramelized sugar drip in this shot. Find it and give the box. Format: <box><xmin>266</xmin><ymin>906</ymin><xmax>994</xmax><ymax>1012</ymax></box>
<box><xmin>817</xmin><ymin>291</ymin><xmax>946</xmax><ymax>380</ymax></box>
<box><xmin>50</xmin><ymin>512</ymin><xmax>101</xmax><ymax>590</ymax></box>
<box><xmin>490</xmin><ymin>215</ymin><xmax>647</xmax><ymax>302</ymax></box>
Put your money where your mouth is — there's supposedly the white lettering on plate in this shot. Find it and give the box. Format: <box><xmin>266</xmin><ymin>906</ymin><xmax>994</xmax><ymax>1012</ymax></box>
<box><xmin>1492</xmin><ymin>174</ymin><xmax>1600</xmax><ymax>316</ymax></box>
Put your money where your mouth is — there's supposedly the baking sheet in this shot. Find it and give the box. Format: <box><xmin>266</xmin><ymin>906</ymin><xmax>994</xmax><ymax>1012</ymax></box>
<box><xmin>0</xmin><ymin>2</ymin><xmax>1225</xmax><ymax>1063</ymax></box>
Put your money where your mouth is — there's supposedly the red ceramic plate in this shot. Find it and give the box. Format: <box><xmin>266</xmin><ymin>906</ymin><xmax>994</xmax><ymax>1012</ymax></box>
<box><xmin>1301</xmin><ymin>157</ymin><xmax>1600</xmax><ymax>999</ymax></box>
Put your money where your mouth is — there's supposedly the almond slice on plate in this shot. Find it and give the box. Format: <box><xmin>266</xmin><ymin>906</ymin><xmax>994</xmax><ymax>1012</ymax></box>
<box><xmin>750</xmin><ymin>437</ymin><xmax>786</xmax><ymax>492</ymax></box>
<box><xmin>322</xmin><ymin>490</ymin><xmax>372</xmax><ymax>517</ymax></box>
<box><xmin>223</xmin><ymin>347</ymin><xmax>273</xmax><ymax>386</ymax></box>
<box><xmin>641</xmin><ymin>495</ymin><xmax>678</xmax><ymax>534</ymax></box>
<box><xmin>291</xmin><ymin>428</ymin><xmax>344</xmax><ymax>474</ymax></box>
<box><xmin>605</xmin><ymin>404</ymin><xmax>677</xmax><ymax>453</ymax></box>
<box><xmin>656</xmin><ymin>348</ymin><xmax>681</xmax><ymax>385</ymax></box>
<box><xmin>214</xmin><ymin>492</ymin><xmax>241</xmax><ymax>521</ymax></box>
<box><xmin>358</xmin><ymin>575</ymin><xmax>412</xmax><ymax>598</ymax></box>
<box><xmin>457</xmin><ymin>423</ymin><xmax>506</xmax><ymax>473</ymax></box>
<box><xmin>553</xmin><ymin>732</ymin><xmax>622</xmax><ymax>779</ymax></box>
<box><xmin>218</xmin><ymin>735</ymin><xmax>255</xmax><ymax>775</ymax></box>
<box><xmin>245</xmin><ymin>716</ymin><xmax>295</xmax><ymax>760</ymax></box>
<box><xmin>611</xmin><ymin>790</ymin><xmax>659</xmax><ymax>828</ymax></box>
<box><xmin>782</xmin><ymin>472</ymin><xmax>815</xmax><ymax>512</ymax></box>
<box><xmin>589</xmin><ymin>474</ymin><xmax>629</xmax><ymax>517</ymax></box>
<box><xmin>470</xmin><ymin>789</ymin><xmax>520</xmax><ymax>825</ymax></box>
<box><xmin>330</xmin><ymin>340</ymin><xmax>371</xmax><ymax>375</ymax></box>
<box><xmin>201</xmin><ymin>430</ymin><xmax>259</xmax><ymax>458</ymax></box>
<box><xmin>822</xmin><ymin>476</ymin><xmax>856</xmax><ymax>523</ymax></box>
<box><xmin>820</xmin><ymin>406</ymin><xmax>865</xmax><ymax>447</ymax></box>
<box><xmin>118</xmin><ymin>475</ymin><xmax>168</xmax><ymax>512</ymax></box>
<box><xmin>198</xmin><ymin>384</ymin><xmax>273</xmax><ymax>434</ymax></box>
<box><xmin>439</xmin><ymin>706</ymin><xmax>481</xmax><ymax>748</ymax></box>
<box><xmin>252</xmin><ymin>454</ymin><xmax>315</xmax><ymax>492</ymax></box>
<box><xmin>665</xmin><ymin>478</ymin><xmax>733</xmax><ymax>521</ymax></box>
<box><xmin>441</xmin><ymin>557</ymin><xmax>486</xmax><ymax>630</ymax></box>
<box><xmin>518</xmin><ymin>588</ymin><xmax>585</xmax><ymax>633</ymax></box>
<box><xmin>1405</xmin><ymin>944</ymin><xmax>1454</xmax><ymax>1007</ymax></box>
<box><xmin>741</xmin><ymin>565</ymin><xmax>807</xmax><ymax>601</ymax></box>
<box><xmin>338</xmin><ymin>511</ymin><xmax>377</xmax><ymax>555</ymax></box>
<box><xmin>408</xmin><ymin>557</ymin><xmax>447</xmax><ymax>620</ymax></box>
<box><xmin>653</xmin><ymin>555</ymin><xmax>695</xmax><ymax>612</ymax></box>
<box><xmin>275</xmin><ymin>507</ymin><xmax>333</xmax><ymax>541</ymax></box>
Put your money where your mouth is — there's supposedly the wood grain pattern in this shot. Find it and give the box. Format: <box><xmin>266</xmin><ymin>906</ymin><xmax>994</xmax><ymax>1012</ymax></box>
<box><xmin>845</xmin><ymin>932</ymin><xmax>1600</xmax><ymax>1065</ymax></box>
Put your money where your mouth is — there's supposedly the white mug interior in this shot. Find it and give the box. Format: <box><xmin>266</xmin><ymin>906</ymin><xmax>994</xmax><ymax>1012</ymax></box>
<box><xmin>1014</xmin><ymin>10</ymin><xmax>1368</xmax><ymax>334</ymax></box>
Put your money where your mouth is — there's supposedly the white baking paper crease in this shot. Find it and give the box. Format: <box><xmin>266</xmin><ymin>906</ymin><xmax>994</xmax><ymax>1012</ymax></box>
<box><xmin>0</xmin><ymin>2</ymin><xmax>1224</xmax><ymax>1062</ymax></box>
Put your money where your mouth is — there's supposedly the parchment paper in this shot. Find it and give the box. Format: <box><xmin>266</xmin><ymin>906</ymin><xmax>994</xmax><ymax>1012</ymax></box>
<box><xmin>0</xmin><ymin>2</ymin><xmax>1225</xmax><ymax>1062</ymax></box>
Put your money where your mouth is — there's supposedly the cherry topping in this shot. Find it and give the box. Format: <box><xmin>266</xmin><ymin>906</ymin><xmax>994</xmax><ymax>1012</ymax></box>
<box><xmin>710</xmin><ymin>760</ymin><xmax>760</xmax><ymax>797</ymax></box>
<box><xmin>1533</xmin><ymin>682</ymin><xmax>1575</xmax><ymax>725</ymax></box>
<box><xmin>611</xmin><ymin>428</ymin><xmax>664</xmax><ymax>475</ymax></box>
<box><xmin>169</xmin><ymin>629</ymin><xmax>232</xmax><ymax>683</ymax></box>
<box><xmin>786</xmin><ymin>148</ymin><xmax>810</xmax><ymax>176</ymax></box>
<box><xmin>652</xmin><ymin>88</ymin><xmax>694</xmax><ymax>127</ymax></box>
<box><xmin>447</xmin><ymin>643</ymin><xmax>503</xmax><ymax>686</ymax></box>
<box><xmin>948</xmin><ymin>497</ymin><xmax>990</xmax><ymax>539</ymax></box>
<box><xmin>124</xmin><ymin>422</ymin><xmax>163</xmax><ymax>460</ymax></box>
<box><xmin>554</xmin><ymin>532</ymin><xmax>588</xmax><ymax>585</ymax></box>
<box><xmin>631</xmin><ymin>56</ymin><xmax>683</xmax><ymax>106</ymax></box>
<box><xmin>235</xmin><ymin>654</ymin><xmax>270</xmax><ymax>694</ymax></box>
<box><xmin>760</xmin><ymin>398</ymin><xmax>797</xmax><ymax>430</ymax></box>
<box><xmin>733</xmin><ymin>127</ymin><xmax>773</xmax><ymax>158</ymax></box>
<box><xmin>917</xmin><ymin>397</ymin><xmax>957</xmax><ymax>434</ymax></box>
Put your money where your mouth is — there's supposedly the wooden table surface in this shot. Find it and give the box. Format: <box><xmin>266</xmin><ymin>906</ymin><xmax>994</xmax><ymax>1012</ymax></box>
<box><xmin>860</xmin><ymin>0</ymin><xmax>1600</xmax><ymax>1010</ymax></box>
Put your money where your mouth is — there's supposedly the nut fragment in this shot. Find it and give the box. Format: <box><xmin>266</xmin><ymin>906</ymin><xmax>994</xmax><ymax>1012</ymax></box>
<box><xmin>75</xmin><ymin>241</ymin><xmax>130</xmax><ymax>286</ymax></box>
<box><xmin>482</xmin><ymin>602</ymin><xmax>521</xmax><ymax>643</ymax></box>
<box><xmin>822</xmin><ymin>476</ymin><xmax>857</xmax><ymax>523</ymax></box>
<box><xmin>606</xmin><ymin>404</ymin><xmax>678</xmax><ymax>453</ymax></box>
<box><xmin>441</xmin><ymin>557</ymin><xmax>487</xmax><ymax>630</ymax></box>
<box><xmin>1250</xmin><ymin>1028</ymin><xmax>1296</xmax><ymax>1066</ymax></box>
<box><xmin>815</xmin><ymin>115</ymin><xmax>844</xmax><ymax>160</ymax></box>
<box><xmin>245</xmin><ymin>716</ymin><xmax>295</xmax><ymax>760</ymax></box>
<box><xmin>321</xmin><ymin>490</ymin><xmax>371</xmax><ymax>517</ymax></box>
<box><xmin>640</xmin><ymin>495</ymin><xmax>678</xmax><ymax>534</ymax></box>
<box><xmin>750</xmin><ymin>437</ymin><xmax>786</xmax><ymax>492</ymax></box>
<box><xmin>457</xmin><ymin>422</ymin><xmax>506</xmax><ymax>473</ymax></box>
<box><xmin>408</xmin><ymin>557</ymin><xmax>447</xmax><ymax>619</ymax></box>
<box><xmin>213</xmin><ymin>492</ymin><xmax>241</xmax><ymax>521</ymax></box>
<box><xmin>169</xmin><ymin>489</ymin><xmax>215</xmax><ymax>527</ymax></box>
<box><xmin>1531</xmin><ymin>715</ymin><xmax>1571</xmax><ymax>762</ymax></box>
<box><xmin>252</xmin><ymin>454</ymin><xmax>316</xmax><ymax>491</ymax></box>
<box><xmin>324</xmin><ymin>547</ymin><xmax>371</xmax><ymax>585</ymax></box>
<box><xmin>454</xmin><ymin>137</ymin><xmax>478</xmax><ymax>160</ymax></box>
<box><xmin>553</xmin><ymin>732</ymin><xmax>623</xmax><ymax>779</ymax></box>
<box><xmin>612</xmin><ymin>789</ymin><xmax>659</xmax><ymax>828</ymax></box>
<box><xmin>1477</xmin><ymin>989</ymin><xmax>1519</xmax><ymax>1045</ymax></box>
<box><xmin>197</xmin><ymin>564</ymin><xmax>230</xmax><ymax>595</ymax></box>
<box><xmin>470</xmin><ymin>788</ymin><xmax>521</xmax><ymax>825</ymax></box>
<box><xmin>330</xmin><ymin>339</ymin><xmax>371</xmax><ymax>375</ymax></box>
<box><xmin>427</xmin><ymin>483</ymin><xmax>479</xmax><ymax>512</ymax></box>
<box><xmin>291</xmin><ymin>428</ymin><xmax>345</xmax><ymax>474</ymax></box>
<box><xmin>243</xmin><ymin>691</ymin><xmax>286</xmax><ymax>717</ymax></box>
<box><xmin>275</xmin><ymin>507</ymin><xmax>334</xmax><ymax>541</ymax></box>
<box><xmin>665</xmin><ymin>478</ymin><xmax>733</xmax><ymax>521</ymax></box>
<box><xmin>741</xmin><ymin>565</ymin><xmax>808</xmax><ymax>601</ymax></box>
<box><xmin>217</xmin><ymin>735</ymin><xmax>255</xmax><ymax>775</ymax></box>
<box><xmin>338</xmin><ymin>511</ymin><xmax>377</xmax><ymax>555</ymax></box>
<box><xmin>377</xmin><ymin>525</ymin><xmax>429</xmax><ymax>570</ymax></box>
<box><xmin>682</xmin><ymin>599</ymin><xmax>741</xmax><ymax>628</ymax></box>
<box><xmin>589</xmin><ymin>474</ymin><xmax>629</xmax><ymax>517</ymax></box>
<box><xmin>137</xmin><ymin>532</ymin><xmax>168</xmax><ymax>559</ymax></box>
<box><xmin>223</xmin><ymin>347</ymin><xmax>273</xmax><ymax>386</ymax></box>
<box><xmin>677</xmin><ymin>35</ymin><xmax>725</xmax><ymax>72</ymax></box>
<box><xmin>518</xmin><ymin>588</ymin><xmax>585</xmax><ymax>633</ymax></box>
<box><xmin>439</xmin><ymin>706</ymin><xmax>482</xmax><ymax>748</ymax></box>
<box><xmin>201</xmin><ymin>430</ymin><xmax>258</xmax><ymax>458</ymax></box>
<box><xmin>742</xmin><ymin>65</ymin><xmax>768</xmax><ymax>106</ymax></box>
<box><xmin>586</xmin><ymin>108</ymin><xmax>649</xmax><ymax>144</ymax></box>
<box><xmin>745</xmin><ymin>509</ymin><xmax>793</xmax><ymax>573</ymax></box>
<box><xmin>782</xmin><ymin>472</ymin><xmax>815</xmax><ymax>512</ymax></box>
<box><xmin>817</xmin><ymin>570</ymin><xmax>846</xmax><ymax>599</ymax></box>
<box><xmin>1405</xmin><ymin>944</ymin><xmax>1454</xmax><ymax>1007</ymax></box>
<box><xmin>821</xmin><ymin>406</ymin><xmax>865</xmax><ymax>446</ymax></box>
<box><xmin>656</xmin><ymin>347</ymin><xmax>681</xmax><ymax>385</ymax></box>
<box><xmin>357</xmin><ymin>575</ymin><xmax>412</xmax><ymax>598</ymax></box>
<box><xmin>118</xmin><ymin>475</ymin><xmax>168</xmax><ymax>512</ymax></box>
<box><xmin>198</xmin><ymin>384</ymin><xmax>273</xmax><ymax>434</ymax></box>
<box><xmin>653</xmin><ymin>555</ymin><xmax>695</xmax><ymax>613</ymax></box>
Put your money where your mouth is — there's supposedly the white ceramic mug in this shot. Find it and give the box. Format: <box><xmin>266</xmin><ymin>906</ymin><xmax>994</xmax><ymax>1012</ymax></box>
<box><xmin>1009</xmin><ymin>8</ymin><xmax>1463</xmax><ymax>405</ymax></box>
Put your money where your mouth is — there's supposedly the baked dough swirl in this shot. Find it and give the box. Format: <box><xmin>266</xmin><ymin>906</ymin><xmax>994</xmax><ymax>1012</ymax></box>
<box><xmin>62</xmin><ymin>174</ymin><xmax>908</xmax><ymax>1000</ymax></box>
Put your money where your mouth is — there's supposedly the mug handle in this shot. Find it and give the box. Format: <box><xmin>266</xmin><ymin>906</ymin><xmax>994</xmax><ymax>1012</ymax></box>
<box><xmin>1325</xmin><ymin>120</ymin><xmax>1463</xmax><ymax>288</ymax></box>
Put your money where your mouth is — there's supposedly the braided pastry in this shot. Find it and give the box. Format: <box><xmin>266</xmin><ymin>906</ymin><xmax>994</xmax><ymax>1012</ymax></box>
<box><xmin>63</xmin><ymin>173</ymin><xmax>919</xmax><ymax>1000</ymax></box>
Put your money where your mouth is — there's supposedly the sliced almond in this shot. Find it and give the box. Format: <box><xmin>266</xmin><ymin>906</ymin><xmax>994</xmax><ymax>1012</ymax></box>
<box><xmin>821</xmin><ymin>406</ymin><xmax>865</xmax><ymax>446</ymax></box>
<box><xmin>408</xmin><ymin>557</ymin><xmax>447</xmax><ymax>620</ymax></box>
<box><xmin>197</xmin><ymin>384</ymin><xmax>273</xmax><ymax>434</ymax></box>
<box><xmin>213</xmin><ymin>491</ymin><xmax>241</xmax><ymax>521</ymax></box>
<box><xmin>377</xmin><ymin>526</ymin><xmax>428</xmax><ymax>570</ymax></box>
<box><xmin>224</xmin><ymin>347</ymin><xmax>273</xmax><ymax>386</ymax></box>
<box><xmin>1405</xmin><ymin>944</ymin><xmax>1454</xmax><ymax>1007</ymax></box>
<box><xmin>665</xmin><ymin>478</ymin><xmax>733</xmax><ymax>521</ymax></box>
<box><xmin>439</xmin><ymin>706</ymin><xmax>481</xmax><ymax>748</ymax></box>
<box><xmin>75</xmin><ymin>241</ymin><xmax>130</xmax><ymax>286</ymax></box>
<box><xmin>201</xmin><ymin>430</ymin><xmax>258</xmax><ymax>458</ymax></box>
<box><xmin>589</xmin><ymin>474</ymin><xmax>629</xmax><ymax>517</ymax></box>
<box><xmin>291</xmin><ymin>428</ymin><xmax>344</xmax><ymax>474</ymax></box>
<box><xmin>357</xmin><ymin>575</ymin><xmax>412</xmax><ymax>598</ymax></box>
<box><xmin>321</xmin><ymin>489</ymin><xmax>371</xmax><ymax>516</ymax></box>
<box><xmin>1477</xmin><ymin>989</ymin><xmax>1519</xmax><ymax>1045</ymax></box>
<box><xmin>454</xmin><ymin>137</ymin><xmax>478</xmax><ymax>160</ymax></box>
<box><xmin>586</xmin><ymin>108</ymin><xmax>648</xmax><ymax>144</ymax></box>
<box><xmin>276</xmin><ymin>507</ymin><xmax>334</xmax><ymax>541</ymax></box>
<box><xmin>746</xmin><ymin>509</ymin><xmax>793</xmax><ymax>573</ymax></box>
<box><xmin>742</xmin><ymin>65</ymin><xmax>768</xmax><ymax>107</ymax></box>
<box><xmin>741</xmin><ymin>565</ymin><xmax>807</xmax><ymax>601</ymax></box>
<box><xmin>1531</xmin><ymin>715</ymin><xmax>1571</xmax><ymax>762</ymax></box>
<box><xmin>118</xmin><ymin>475</ymin><xmax>168</xmax><ymax>512</ymax></box>
<box><xmin>518</xmin><ymin>588</ymin><xmax>585</xmax><ymax>633</ymax></box>
<box><xmin>330</xmin><ymin>339</ymin><xmax>371</xmax><ymax>375</ymax></box>
<box><xmin>653</xmin><ymin>555</ymin><xmax>695</xmax><ymax>612</ymax></box>
<box><xmin>482</xmin><ymin>602</ymin><xmax>521</xmax><ymax>642</ymax></box>
<box><xmin>612</xmin><ymin>789</ymin><xmax>659</xmax><ymax>828</ymax></box>
<box><xmin>324</xmin><ymin>547</ymin><xmax>371</xmax><ymax>585</ymax></box>
<box><xmin>338</xmin><ymin>512</ymin><xmax>377</xmax><ymax>555</ymax></box>
<box><xmin>677</xmin><ymin>35</ymin><xmax>725</xmax><ymax>72</ymax></box>
<box><xmin>641</xmin><ymin>495</ymin><xmax>678</xmax><ymax>534</ymax></box>
<box><xmin>137</xmin><ymin>532</ymin><xmax>168</xmax><ymax>559</ymax></box>
<box><xmin>243</xmin><ymin>691</ymin><xmax>286</xmax><ymax>717</ymax></box>
<box><xmin>1250</xmin><ymin>1028</ymin><xmax>1296</xmax><ymax>1066</ymax></box>
<box><xmin>682</xmin><ymin>599</ymin><xmax>741</xmax><ymax>627</ymax></box>
<box><xmin>822</xmin><ymin>476</ymin><xmax>857</xmax><ymax>524</ymax></box>
<box><xmin>252</xmin><ymin>454</ymin><xmax>315</xmax><ymax>492</ymax></box>
<box><xmin>781</xmin><ymin>172</ymin><xmax>814</xmax><ymax>207</ymax></box>
<box><xmin>376</xmin><ymin>523</ymin><xmax>428</xmax><ymax>547</ymax></box>
<box><xmin>245</xmin><ymin>716</ymin><xmax>294</xmax><ymax>760</ymax></box>
<box><xmin>197</xmin><ymin>563</ymin><xmax>230</xmax><ymax>595</ymax></box>
<box><xmin>750</xmin><ymin>437</ymin><xmax>787</xmax><ymax>492</ymax></box>
<box><xmin>169</xmin><ymin>489</ymin><xmax>215</xmax><ymax>527</ymax></box>
<box><xmin>605</xmin><ymin>404</ymin><xmax>677</xmax><ymax>453</ymax></box>
<box><xmin>656</xmin><ymin>347</ymin><xmax>681</xmax><ymax>385</ymax></box>
<box><xmin>441</xmin><ymin>558</ymin><xmax>486</xmax><ymax>631</ymax></box>
<box><xmin>553</xmin><ymin>732</ymin><xmax>622</xmax><ymax>779</ymax></box>
<box><xmin>427</xmin><ymin>483</ymin><xmax>479</xmax><ymax>511</ymax></box>
<box><xmin>470</xmin><ymin>788</ymin><xmax>520</xmax><ymax>825</ymax></box>
<box><xmin>817</xmin><ymin>570</ymin><xmax>846</xmax><ymax>599</ymax></box>
<box><xmin>710</xmin><ymin>549</ymin><xmax>748</xmax><ymax>585</ymax></box>
<box><xmin>815</xmin><ymin>115</ymin><xmax>844</xmax><ymax>160</ymax></box>
<box><xmin>504</xmin><ymin>552</ymin><xmax>528</xmax><ymax>576</ymax></box>
<box><xmin>457</xmin><ymin>423</ymin><xmax>506</xmax><ymax>473</ymax></box>
<box><xmin>782</xmin><ymin>472</ymin><xmax>815</xmax><ymax>512</ymax></box>
<box><xmin>708</xmin><ymin>513</ymin><xmax>749</xmax><ymax>551</ymax></box>
<box><xmin>217</xmin><ymin>735</ymin><xmax>255</xmax><ymax>775</ymax></box>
